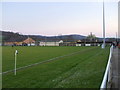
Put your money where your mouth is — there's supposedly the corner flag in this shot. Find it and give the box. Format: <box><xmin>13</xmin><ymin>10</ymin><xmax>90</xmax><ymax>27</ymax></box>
<box><xmin>15</xmin><ymin>50</ymin><xmax>18</xmax><ymax>54</ymax></box>
<box><xmin>15</xmin><ymin>50</ymin><xmax>18</xmax><ymax>75</ymax></box>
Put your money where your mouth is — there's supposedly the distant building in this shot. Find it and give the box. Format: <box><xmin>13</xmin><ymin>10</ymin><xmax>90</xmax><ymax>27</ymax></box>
<box><xmin>76</xmin><ymin>40</ymin><xmax>81</xmax><ymax>46</ymax></box>
<box><xmin>23</xmin><ymin>37</ymin><xmax>35</xmax><ymax>46</ymax></box>
<box><xmin>76</xmin><ymin>41</ymin><xmax>112</xmax><ymax>46</ymax></box>
<box><xmin>39</xmin><ymin>40</ymin><xmax>63</xmax><ymax>46</ymax></box>
<box><xmin>4</xmin><ymin>41</ymin><xmax>23</xmax><ymax>46</ymax></box>
<box><xmin>4</xmin><ymin>37</ymin><xmax>36</xmax><ymax>46</ymax></box>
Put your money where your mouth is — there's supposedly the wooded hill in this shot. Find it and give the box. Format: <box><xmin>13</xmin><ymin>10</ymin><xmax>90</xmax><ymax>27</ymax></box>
<box><xmin>1</xmin><ymin>31</ymin><xmax>117</xmax><ymax>43</ymax></box>
<box><xmin>1</xmin><ymin>31</ymin><xmax>87</xmax><ymax>42</ymax></box>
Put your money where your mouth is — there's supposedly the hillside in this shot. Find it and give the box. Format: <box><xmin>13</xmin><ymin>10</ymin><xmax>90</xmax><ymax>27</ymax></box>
<box><xmin>1</xmin><ymin>31</ymin><xmax>87</xmax><ymax>42</ymax></box>
<box><xmin>1</xmin><ymin>31</ymin><xmax>116</xmax><ymax>42</ymax></box>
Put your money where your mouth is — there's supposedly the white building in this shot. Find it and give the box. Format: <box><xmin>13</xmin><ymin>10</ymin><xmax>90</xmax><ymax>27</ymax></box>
<box><xmin>76</xmin><ymin>44</ymin><xmax>81</xmax><ymax>46</ymax></box>
<box><xmin>39</xmin><ymin>40</ymin><xmax>63</xmax><ymax>46</ymax></box>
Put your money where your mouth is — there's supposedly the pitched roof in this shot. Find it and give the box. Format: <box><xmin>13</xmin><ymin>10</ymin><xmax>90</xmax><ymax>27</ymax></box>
<box><xmin>23</xmin><ymin>37</ymin><xmax>35</xmax><ymax>43</ymax></box>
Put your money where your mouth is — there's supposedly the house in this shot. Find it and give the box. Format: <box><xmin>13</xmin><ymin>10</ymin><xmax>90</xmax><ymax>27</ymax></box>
<box><xmin>23</xmin><ymin>37</ymin><xmax>35</xmax><ymax>46</ymax></box>
<box><xmin>76</xmin><ymin>40</ymin><xmax>82</xmax><ymax>46</ymax></box>
<box><xmin>4</xmin><ymin>37</ymin><xmax>36</xmax><ymax>46</ymax></box>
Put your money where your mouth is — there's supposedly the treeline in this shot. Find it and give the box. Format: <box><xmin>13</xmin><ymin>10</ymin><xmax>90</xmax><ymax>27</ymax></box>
<box><xmin>0</xmin><ymin>31</ymin><xmax>118</xmax><ymax>43</ymax></box>
<box><xmin>1</xmin><ymin>31</ymin><xmax>87</xmax><ymax>42</ymax></box>
<box><xmin>1</xmin><ymin>31</ymin><xmax>27</xmax><ymax>42</ymax></box>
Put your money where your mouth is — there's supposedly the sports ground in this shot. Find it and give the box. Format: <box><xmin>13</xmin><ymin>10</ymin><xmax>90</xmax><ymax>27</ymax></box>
<box><xmin>2</xmin><ymin>46</ymin><xmax>110</xmax><ymax>88</ymax></box>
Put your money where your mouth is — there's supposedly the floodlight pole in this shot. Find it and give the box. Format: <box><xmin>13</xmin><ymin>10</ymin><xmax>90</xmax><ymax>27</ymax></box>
<box><xmin>102</xmin><ymin>0</ymin><xmax>106</xmax><ymax>49</ymax></box>
<box><xmin>116</xmin><ymin>32</ymin><xmax>118</xmax><ymax>42</ymax></box>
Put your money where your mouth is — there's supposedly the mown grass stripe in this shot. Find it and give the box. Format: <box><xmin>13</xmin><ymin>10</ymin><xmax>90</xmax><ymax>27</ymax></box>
<box><xmin>1</xmin><ymin>47</ymin><xmax>97</xmax><ymax>75</ymax></box>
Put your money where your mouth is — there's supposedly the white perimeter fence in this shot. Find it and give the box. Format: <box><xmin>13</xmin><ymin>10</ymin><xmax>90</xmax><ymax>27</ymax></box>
<box><xmin>100</xmin><ymin>45</ymin><xmax>113</xmax><ymax>89</ymax></box>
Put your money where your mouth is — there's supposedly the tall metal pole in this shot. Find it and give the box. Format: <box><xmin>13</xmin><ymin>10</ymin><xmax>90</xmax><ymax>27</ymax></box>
<box><xmin>45</xmin><ymin>36</ymin><xmax>46</xmax><ymax>46</ymax></box>
<box><xmin>116</xmin><ymin>32</ymin><xmax>117</xmax><ymax>42</ymax></box>
<box><xmin>102</xmin><ymin>0</ymin><xmax>106</xmax><ymax>49</ymax></box>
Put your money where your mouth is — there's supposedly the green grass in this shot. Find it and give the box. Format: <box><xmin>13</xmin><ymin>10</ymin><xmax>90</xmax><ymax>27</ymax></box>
<box><xmin>2</xmin><ymin>46</ymin><xmax>110</xmax><ymax>88</ymax></box>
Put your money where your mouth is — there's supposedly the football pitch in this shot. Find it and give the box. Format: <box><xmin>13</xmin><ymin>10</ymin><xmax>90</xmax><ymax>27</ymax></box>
<box><xmin>2</xmin><ymin>46</ymin><xmax>110</xmax><ymax>88</ymax></box>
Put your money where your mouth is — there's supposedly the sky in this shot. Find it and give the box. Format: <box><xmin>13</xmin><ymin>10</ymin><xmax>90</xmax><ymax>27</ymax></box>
<box><xmin>1</xmin><ymin>1</ymin><xmax>118</xmax><ymax>38</ymax></box>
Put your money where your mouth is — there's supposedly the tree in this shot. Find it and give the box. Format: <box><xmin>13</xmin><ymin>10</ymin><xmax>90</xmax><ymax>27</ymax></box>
<box><xmin>87</xmin><ymin>32</ymin><xmax>97</xmax><ymax>42</ymax></box>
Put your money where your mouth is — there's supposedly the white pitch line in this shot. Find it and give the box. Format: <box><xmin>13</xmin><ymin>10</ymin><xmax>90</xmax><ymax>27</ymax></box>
<box><xmin>1</xmin><ymin>47</ymin><xmax>96</xmax><ymax>75</ymax></box>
